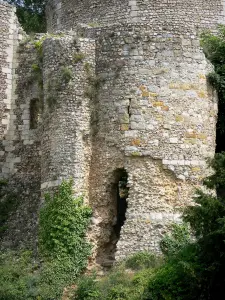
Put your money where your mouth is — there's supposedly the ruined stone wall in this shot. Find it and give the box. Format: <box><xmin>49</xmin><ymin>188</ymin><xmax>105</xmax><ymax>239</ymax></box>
<box><xmin>39</xmin><ymin>0</ymin><xmax>221</xmax><ymax>264</ymax></box>
<box><xmin>0</xmin><ymin>2</ymin><xmax>41</xmax><ymax>248</ymax></box>
<box><xmin>0</xmin><ymin>1</ymin><xmax>19</xmax><ymax>174</ymax></box>
<box><xmin>0</xmin><ymin>0</ymin><xmax>222</xmax><ymax>264</ymax></box>
<box><xmin>88</xmin><ymin>23</ymin><xmax>217</xmax><ymax>263</ymax></box>
<box><xmin>41</xmin><ymin>34</ymin><xmax>95</xmax><ymax>198</ymax></box>
<box><xmin>46</xmin><ymin>0</ymin><xmax>225</xmax><ymax>32</ymax></box>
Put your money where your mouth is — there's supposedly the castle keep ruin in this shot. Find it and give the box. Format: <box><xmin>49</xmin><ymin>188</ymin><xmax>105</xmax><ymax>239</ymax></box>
<box><xmin>0</xmin><ymin>0</ymin><xmax>224</xmax><ymax>266</ymax></box>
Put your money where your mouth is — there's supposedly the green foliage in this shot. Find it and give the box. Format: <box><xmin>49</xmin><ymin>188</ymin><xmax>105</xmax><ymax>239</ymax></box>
<box><xmin>144</xmin><ymin>250</ymin><xmax>200</xmax><ymax>300</ymax></box>
<box><xmin>84</xmin><ymin>74</ymin><xmax>103</xmax><ymax>101</ymax></box>
<box><xmin>46</xmin><ymin>95</ymin><xmax>57</xmax><ymax>110</ymax></box>
<box><xmin>39</xmin><ymin>179</ymin><xmax>92</xmax><ymax>258</ymax></box>
<box><xmin>74</xmin><ymin>255</ymin><xmax>160</xmax><ymax>300</ymax></box>
<box><xmin>33</xmin><ymin>36</ymin><xmax>46</xmax><ymax>62</ymax></box>
<box><xmin>84</xmin><ymin>62</ymin><xmax>104</xmax><ymax>101</ymax></box>
<box><xmin>84</xmin><ymin>62</ymin><xmax>92</xmax><ymax>73</ymax></box>
<box><xmin>31</xmin><ymin>63</ymin><xmax>40</xmax><ymax>72</ymax></box>
<box><xmin>0</xmin><ymin>180</ymin><xmax>93</xmax><ymax>300</ymax></box>
<box><xmin>98</xmin><ymin>266</ymin><xmax>134</xmax><ymax>300</ymax></box>
<box><xmin>160</xmin><ymin>223</ymin><xmax>192</xmax><ymax>257</ymax></box>
<box><xmin>0</xmin><ymin>250</ymin><xmax>40</xmax><ymax>300</ymax></box>
<box><xmin>125</xmin><ymin>251</ymin><xmax>161</xmax><ymax>271</ymax></box>
<box><xmin>73</xmin><ymin>52</ymin><xmax>86</xmax><ymax>64</ymax></box>
<box><xmin>0</xmin><ymin>250</ymin><xmax>88</xmax><ymax>300</ymax></box>
<box><xmin>6</xmin><ymin>0</ymin><xmax>46</xmax><ymax>33</ymax></box>
<box><xmin>60</xmin><ymin>67</ymin><xmax>73</xmax><ymax>84</ymax></box>
<box><xmin>37</xmin><ymin>256</ymin><xmax>84</xmax><ymax>299</ymax></box>
<box><xmin>74</xmin><ymin>274</ymin><xmax>101</xmax><ymax>300</ymax></box>
<box><xmin>38</xmin><ymin>180</ymin><xmax>92</xmax><ymax>298</ymax></box>
<box><xmin>203</xmin><ymin>152</ymin><xmax>225</xmax><ymax>190</ymax></box>
<box><xmin>33</xmin><ymin>34</ymin><xmax>64</xmax><ymax>61</ymax></box>
<box><xmin>44</xmin><ymin>64</ymin><xmax>73</xmax><ymax>110</ymax></box>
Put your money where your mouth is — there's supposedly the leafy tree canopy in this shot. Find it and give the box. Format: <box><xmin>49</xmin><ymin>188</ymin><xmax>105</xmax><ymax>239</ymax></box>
<box><xmin>6</xmin><ymin>0</ymin><xmax>46</xmax><ymax>33</ymax></box>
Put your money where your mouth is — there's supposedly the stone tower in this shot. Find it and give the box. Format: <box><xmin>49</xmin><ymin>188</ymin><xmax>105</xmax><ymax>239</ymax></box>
<box><xmin>0</xmin><ymin>0</ymin><xmax>224</xmax><ymax>266</ymax></box>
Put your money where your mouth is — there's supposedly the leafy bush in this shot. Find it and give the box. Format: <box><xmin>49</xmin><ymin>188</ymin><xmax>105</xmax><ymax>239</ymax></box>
<box><xmin>38</xmin><ymin>179</ymin><xmax>92</xmax><ymax>298</ymax></box>
<box><xmin>98</xmin><ymin>266</ymin><xmax>134</xmax><ymax>300</ymax></box>
<box><xmin>39</xmin><ymin>179</ymin><xmax>92</xmax><ymax>259</ymax></box>
<box><xmin>74</xmin><ymin>255</ymin><xmax>161</xmax><ymax>300</ymax></box>
<box><xmin>144</xmin><ymin>251</ymin><xmax>200</xmax><ymax>300</ymax></box>
<box><xmin>74</xmin><ymin>274</ymin><xmax>101</xmax><ymax>300</ymax></box>
<box><xmin>0</xmin><ymin>250</ymin><xmax>40</xmax><ymax>300</ymax></box>
<box><xmin>125</xmin><ymin>251</ymin><xmax>161</xmax><ymax>270</ymax></box>
<box><xmin>0</xmin><ymin>180</ymin><xmax>92</xmax><ymax>300</ymax></box>
<box><xmin>160</xmin><ymin>223</ymin><xmax>192</xmax><ymax>257</ymax></box>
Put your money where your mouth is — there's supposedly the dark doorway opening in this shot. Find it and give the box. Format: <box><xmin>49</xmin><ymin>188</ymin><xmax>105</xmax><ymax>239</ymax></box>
<box><xmin>97</xmin><ymin>169</ymin><xmax>129</xmax><ymax>268</ymax></box>
<box><xmin>114</xmin><ymin>169</ymin><xmax>128</xmax><ymax>239</ymax></box>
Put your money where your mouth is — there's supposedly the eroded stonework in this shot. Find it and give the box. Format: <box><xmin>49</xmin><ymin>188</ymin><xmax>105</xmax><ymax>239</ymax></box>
<box><xmin>0</xmin><ymin>0</ymin><xmax>223</xmax><ymax>266</ymax></box>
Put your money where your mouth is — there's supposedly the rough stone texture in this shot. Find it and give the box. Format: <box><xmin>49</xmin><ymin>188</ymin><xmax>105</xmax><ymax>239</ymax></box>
<box><xmin>46</xmin><ymin>0</ymin><xmax>225</xmax><ymax>32</ymax></box>
<box><xmin>41</xmin><ymin>34</ymin><xmax>94</xmax><ymax>197</ymax></box>
<box><xmin>89</xmin><ymin>23</ymin><xmax>217</xmax><ymax>263</ymax></box>
<box><xmin>0</xmin><ymin>0</ymin><xmax>223</xmax><ymax>266</ymax></box>
<box><xmin>0</xmin><ymin>2</ymin><xmax>41</xmax><ymax>249</ymax></box>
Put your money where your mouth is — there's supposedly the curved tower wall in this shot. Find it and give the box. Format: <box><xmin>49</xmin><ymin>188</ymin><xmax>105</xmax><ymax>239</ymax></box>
<box><xmin>90</xmin><ymin>23</ymin><xmax>217</xmax><ymax>261</ymax></box>
<box><xmin>43</xmin><ymin>0</ymin><xmax>222</xmax><ymax>264</ymax></box>
<box><xmin>46</xmin><ymin>0</ymin><xmax>224</xmax><ymax>32</ymax></box>
<box><xmin>0</xmin><ymin>0</ymin><xmax>222</xmax><ymax>258</ymax></box>
<box><xmin>41</xmin><ymin>35</ymin><xmax>95</xmax><ymax>196</ymax></box>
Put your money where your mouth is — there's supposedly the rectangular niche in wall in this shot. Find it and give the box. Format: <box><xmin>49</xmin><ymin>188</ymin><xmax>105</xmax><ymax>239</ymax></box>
<box><xmin>30</xmin><ymin>98</ymin><xmax>40</xmax><ymax>129</ymax></box>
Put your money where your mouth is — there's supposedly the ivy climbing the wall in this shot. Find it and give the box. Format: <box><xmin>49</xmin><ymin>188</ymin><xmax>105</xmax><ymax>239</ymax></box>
<box><xmin>0</xmin><ymin>180</ymin><xmax>92</xmax><ymax>300</ymax></box>
<box><xmin>38</xmin><ymin>179</ymin><xmax>92</xmax><ymax>298</ymax></box>
<box><xmin>39</xmin><ymin>179</ymin><xmax>92</xmax><ymax>259</ymax></box>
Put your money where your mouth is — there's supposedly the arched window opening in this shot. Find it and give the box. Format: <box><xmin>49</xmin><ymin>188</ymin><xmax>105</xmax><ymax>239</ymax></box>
<box><xmin>30</xmin><ymin>98</ymin><xmax>40</xmax><ymax>129</ymax></box>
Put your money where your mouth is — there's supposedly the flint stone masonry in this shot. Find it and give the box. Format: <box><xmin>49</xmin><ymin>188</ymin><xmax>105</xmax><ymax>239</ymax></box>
<box><xmin>0</xmin><ymin>0</ymin><xmax>222</xmax><ymax>266</ymax></box>
<box><xmin>0</xmin><ymin>2</ymin><xmax>41</xmax><ymax>248</ymax></box>
<box><xmin>46</xmin><ymin>0</ymin><xmax>225</xmax><ymax>32</ymax></box>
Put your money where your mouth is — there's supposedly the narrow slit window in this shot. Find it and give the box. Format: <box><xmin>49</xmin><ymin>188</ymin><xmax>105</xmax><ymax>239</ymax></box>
<box><xmin>30</xmin><ymin>98</ymin><xmax>40</xmax><ymax>129</ymax></box>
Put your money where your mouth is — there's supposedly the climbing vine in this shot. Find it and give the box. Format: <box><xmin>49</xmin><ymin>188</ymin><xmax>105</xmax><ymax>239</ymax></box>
<box><xmin>39</xmin><ymin>179</ymin><xmax>92</xmax><ymax>260</ymax></box>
